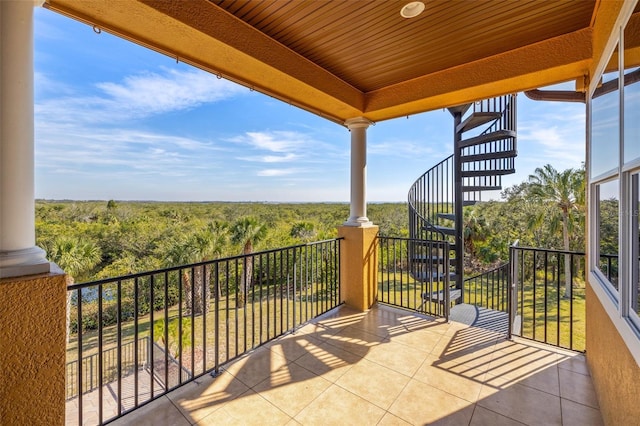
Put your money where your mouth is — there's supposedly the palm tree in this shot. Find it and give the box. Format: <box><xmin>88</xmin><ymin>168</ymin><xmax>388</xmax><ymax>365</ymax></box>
<box><xmin>46</xmin><ymin>237</ymin><xmax>101</xmax><ymax>344</ymax></box>
<box><xmin>290</xmin><ymin>221</ymin><xmax>317</xmax><ymax>242</ymax></box>
<box><xmin>165</xmin><ymin>239</ymin><xmax>198</xmax><ymax>315</ymax></box>
<box><xmin>190</xmin><ymin>222</ymin><xmax>228</xmax><ymax>314</ymax></box>
<box><xmin>527</xmin><ymin>164</ymin><xmax>585</xmax><ymax>297</ymax></box>
<box><xmin>463</xmin><ymin>208</ymin><xmax>488</xmax><ymax>258</ymax></box>
<box><xmin>165</xmin><ymin>223</ymin><xmax>228</xmax><ymax>315</ymax></box>
<box><xmin>231</xmin><ymin>217</ymin><xmax>267</xmax><ymax>307</ymax></box>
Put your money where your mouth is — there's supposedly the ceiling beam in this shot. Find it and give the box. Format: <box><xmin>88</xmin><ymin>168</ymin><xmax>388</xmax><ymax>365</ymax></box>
<box><xmin>363</xmin><ymin>29</ymin><xmax>593</xmax><ymax>122</ymax></box>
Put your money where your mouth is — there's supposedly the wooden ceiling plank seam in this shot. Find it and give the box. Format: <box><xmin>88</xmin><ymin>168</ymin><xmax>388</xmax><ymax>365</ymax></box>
<box><xmin>264</xmin><ymin>2</ymin><xmax>337</xmax><ymax>40</ymax></box>
<box><xmin>316</xmin><ymin>1</ymin><xmax>596</xmax><ymax>90</ymax></box>
<box><xmin>346</xmin><ymin>3</ymin><xmax>592</xmax><ymax>77</ymax></box>
<box><xmin>287</xmin><ymin>3</ymin><xmax>401</xmax><ymax>58</ymax></box>
<box><xmin>278</xmin><ymin>1</ymin><xmax>363</xmax><ymax>48</ymax></box>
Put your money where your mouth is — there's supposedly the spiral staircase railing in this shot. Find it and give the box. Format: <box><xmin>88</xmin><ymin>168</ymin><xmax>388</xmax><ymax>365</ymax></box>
<box><xmin>407</xmin><ymin>94</ymin><xmax>517</xmax><ymax>305</ymax></box>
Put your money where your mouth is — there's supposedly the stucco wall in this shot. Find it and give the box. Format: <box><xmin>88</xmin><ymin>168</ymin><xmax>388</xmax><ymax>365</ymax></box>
<box><xmin>586</xmin><ymin>282</ymin><xmax>640</xmax><ymax>425</ymax></box>
<box><xmin>0</xmin><ymin>265</ymin><xmax>67</xmax><ymax>425</ymax></box>
<box><xmin>338</xmin><ymin>225</ymin><xmax>379</xmax><ymax>311</ymax></box>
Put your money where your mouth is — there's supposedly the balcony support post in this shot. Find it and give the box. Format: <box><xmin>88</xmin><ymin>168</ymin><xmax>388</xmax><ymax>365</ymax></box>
<box><xmin>0</xmin><ymin>0</ymin><xmax>50</xmax><ymax>279</ymax></box>
<box><xmin>344</xmin><ymin>117</ymin><xmax>373</xmax><ymax>227</ymax></box>
<box><xmin>338</xmin><ymin>225</ymin><xmax>379</xmax><ymax>311</ymax></box>
<box><xmin>0</xmin><ymin>3</ymin><xmax>66</xmax><ymax>425</ymax></box>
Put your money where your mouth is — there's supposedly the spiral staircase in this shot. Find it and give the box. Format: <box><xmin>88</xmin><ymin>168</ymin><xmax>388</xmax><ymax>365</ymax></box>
<box><xmin>408</xmin><ymin>94</ymin><xmax>517</xmax><ymax>310</ymax></box>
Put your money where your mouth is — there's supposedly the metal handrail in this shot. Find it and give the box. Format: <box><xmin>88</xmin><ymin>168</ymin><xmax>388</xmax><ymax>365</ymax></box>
<box><xmin>67</xmin><ymin>238</ymin><xmax>343</xmax><ymax>424</ymax></box>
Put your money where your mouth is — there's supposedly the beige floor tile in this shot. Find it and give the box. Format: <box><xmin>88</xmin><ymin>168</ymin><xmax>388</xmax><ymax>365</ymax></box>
<box><xmin>469</xmin><ymin>406</ymin><xmax>526</xmax><ymax>426</ymax></box>
<box><xmin>322</xmin><ymin>324</ymin><xmax>388</xmax><ymax>357</ymax></box>
<box><xmin>313</xmin><ymin>306</ymin><xmax>368</xmax><ymax>330</ymax></box>
<box><xmin>557</xmin><ymin>353</ymin><xmax>591</xmax><ymax>376</ymax></box>
<box><xmin>402</xmin><ymin>315</ymin><xmax>447</xmax><ymax>334</ymax></box>
<box><xmin>253</xmin><ymin>362</ymin><xmax>332</xmax><ymax>417</ymax></box>
<box><xmin>294</xmin><ymin>384</ymin><xmax>385</xmax><ymax>425</ymax></box>
<box><xmin>364</xmin><ymin>339</ymin><xmax>430</xmax><ymax>376</ymax></box>
<box><xmin>433</xmin><ymin>328</ymin><xmax>501</xmax><ymax>361</ymax></box>
<box><xmin>558</xmin><ymin>368</ymin><xmax>599</xmax><ymax>408</ymax></box>
<box><xmin>478</xmin><ymin>374</ymin><xmax>562</xmax><ymax>426</ymax></box>
<box><xmin>430</xmin><ymin>341</ymin><xmax>497</xmax><ymax>373</ymax></box>
<box><xmin>293</xmin><ymin>340</ymin><xmax>361</xmax><ymax>382</ymax></box>
<box><xmin>109</xmin><ymin>396</ymin><xmax>190</xmax><ymax>426</ymax></box>
<box><xmin>414</xmin><ymin>355</ymin><xmax>485</xmax><ymax>402</ymax></box>
<box><xmin>167</xmin><ymin>371</ymin><xmax>249</xmax><ymax>422</ymax></box>
<box><xmin>484</xmin><ymin>366</ymin><xmax>559</xmax><ymax>397</ymax></box>
<box><xmin>388</xmin><ymin>379</ymin><xmax>475</xmax><ymax>426</ymax></box>
<box><xmin>266</xmin><ymin>332</ymin><xmax>325</xmax><ymax>362</ymax></box>
<box><xmin>335</xmin><ymin>358</ymin><xmax>411</xmax><ymax>410</ymax></box>
<box><xmin>486</xmin><ymin>345</ymin><xmax>559</xmax><ymax>391</ymax></box>
<box><xmin>560</xmin><ymin>398</ymin><xmax>604</xmax><ymax>426</ymax></box>
<box><xmin>377</xmin><ymin>412</ymin><xmax>412</xmax><ymax>425</ymax></box>
<box><xmin>197</xmin><ymin>389</ymin><xmax>291</xmax><ymax>425</ymax></box>
<box><xmin>388</xmin><ymin>326</ymin><xmax>443</xmax><ymax>353</ymax></box>
<box><xmin>294</xmin><ymin>322</ymin><xmax>342</xmax><ymax>340</ymax></box>
<box><xmin>223</xmin><ymin>346</ymin><xmax>289</xmax><ymax>388</ymax></box>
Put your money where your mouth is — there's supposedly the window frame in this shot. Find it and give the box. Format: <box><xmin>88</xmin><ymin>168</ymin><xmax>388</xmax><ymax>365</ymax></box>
<box><xmin>588</xmin><ymin>23</ymin><xmax>640</xmax><ymax>365</ymax></box>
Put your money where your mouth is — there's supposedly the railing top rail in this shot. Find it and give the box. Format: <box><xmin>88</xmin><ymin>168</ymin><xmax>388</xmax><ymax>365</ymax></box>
<box><xmin>69</xmin><ymin>237</ymin><xmax>343</xmax><ymax>290</ymax></box>
<box><xmin>463</xmin><ymin>262</ymin><xmax>509</xmax><ymax>282</ymax></box>
<box><xmin>510</xmin><ymin>245</ymin><xmax>586</xmax><ymax>256</ymax></box>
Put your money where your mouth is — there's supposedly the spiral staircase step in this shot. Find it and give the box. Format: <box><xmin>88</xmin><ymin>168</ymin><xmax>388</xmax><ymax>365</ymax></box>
<box><xmin>458</xmin><ymin>129</ymin><xmax>516</xmax><ymax>149</ymax></box>
<box><xmin>457</xmin><ymin>112</ymin><xmax>502</xmax><ymax>134</ymax></box>
<box><xmin>461</xmin><ymin>149</ymin><xmax>517</xmax><ymax>162</ymax></box>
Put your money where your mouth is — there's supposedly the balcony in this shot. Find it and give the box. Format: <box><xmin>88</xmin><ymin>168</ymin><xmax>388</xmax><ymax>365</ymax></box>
<box><xmin>63</xmin><ymin>237</ymin><xmax>602</xmax><ymax>425</ymax></box>
<box><xmin>106</xmin><ymin>304</ymin><xmax>601</xmax><ymax>425</ymax></box>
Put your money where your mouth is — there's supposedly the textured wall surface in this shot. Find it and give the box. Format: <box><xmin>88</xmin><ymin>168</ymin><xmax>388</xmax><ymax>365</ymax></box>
<box><xmin>0</xmin><ymin>265</ymin><xmax>67</xmax><ymax>425</ymax></box>
<box><xmin>338</xmin><ymin>225</ymin><xmax>379</xmax><ymax>311</ymax></box>
<box><xmin>586</xmin><ymin>283</ymin><xmax>640</xmax><ymax>426</ymax></box>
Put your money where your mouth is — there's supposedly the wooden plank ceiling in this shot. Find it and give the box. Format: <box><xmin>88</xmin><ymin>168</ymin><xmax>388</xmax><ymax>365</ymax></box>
<box><xmin>44</xmin><ymin>0</ymin><xmax>637</xmax><ymax>123</ymax></box>
<box><xmin>211</xmin><ymin>0</ymin><xmax>595</xmax><ymax>93</ymax></box>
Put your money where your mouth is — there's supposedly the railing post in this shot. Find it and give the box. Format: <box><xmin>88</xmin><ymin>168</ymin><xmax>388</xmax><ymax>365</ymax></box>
<box><xmin>509</xmin><ymin>242</ymin><xmax>520</xmax><ymax>339</ymax></box>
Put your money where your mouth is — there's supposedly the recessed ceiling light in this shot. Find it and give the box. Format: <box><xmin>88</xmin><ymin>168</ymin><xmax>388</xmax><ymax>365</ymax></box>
<box><xmin>400</xmin><ymin>1</ymin><xmax>425</xmax><ymax>19</ymax></box>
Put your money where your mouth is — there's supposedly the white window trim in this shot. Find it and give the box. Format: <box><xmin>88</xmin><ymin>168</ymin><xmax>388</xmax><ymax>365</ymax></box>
<box><xmin>588</xmin><ymin>22</ymin><xmax>640</xmax><ymax>367</ymax></box>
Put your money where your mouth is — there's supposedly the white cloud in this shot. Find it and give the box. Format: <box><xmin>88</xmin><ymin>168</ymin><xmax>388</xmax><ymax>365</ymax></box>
<box><xmin>36</xmin><ymin>68</ymin><xmax>244</xmax><ymax>125</ymax></box>
<box><xmin>237</xmin><ymin>153</ymin><xmax>300</xmax><ymax>163</ymax></box>
<box><xmin>241</xmin><ymin>131</ymin><xmax>307</xmax><ymax>153</ymax></box>
<box><xmin>96</xmin><ymin>68</ymin><xmax>243</xmax><ymax>117</ymax></box>
<box><xmin>257</xmin><ymin>169</ymin><xmax>299</xmax><ymax>177</ymax></box>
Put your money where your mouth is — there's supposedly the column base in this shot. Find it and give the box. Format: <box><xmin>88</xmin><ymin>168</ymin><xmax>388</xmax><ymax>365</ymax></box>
<box><xmin>0</xmin><ymin>246</ymin><xmax>50</xmax><ymax>279</ymax></box>
<box><xmin>343</xmin><ymin>216</ymin><xmax>374</xmax><ymax>227</ymax></box>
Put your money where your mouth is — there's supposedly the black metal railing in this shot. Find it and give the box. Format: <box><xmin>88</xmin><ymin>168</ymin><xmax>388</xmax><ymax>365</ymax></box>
<box><xmin>378</xmin><ymin>236</ymin><xmax>451</xmax><ymax>319</ymax></box>
<box><xmin>66</xmin><ymin>336</ymin><xmax>149</xmax><ymax>400</ymax></box>
<box><xmin>509</xmin><ymin>246</ymin><xmax>586</xmax><ymax>352</ymax></box>
<box><xmin>463</xmin><ymin>263</ymin><xmax>509</xmax><ymax>312</ymax></box>
<box><xmin>66</xmin><ymin>239</ymin><xmax>341</xmax><ymax>425</ymax></box>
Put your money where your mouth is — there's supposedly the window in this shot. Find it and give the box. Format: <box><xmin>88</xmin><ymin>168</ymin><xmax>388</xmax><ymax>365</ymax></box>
<box><xmin>589</xmin><ymin>22</ymin><xmax>640</xmax><ymax>336</ymax></box>
<box><xmin>591</xmin><ymin>68</ymin><xmax>620</xmax><ymax>179</ymax></box>
<box><xmin>596</xmin><ymin>179</ymin><xmax>620</xmax><ymax>290</ymax></box>
<box><xmin>624</xmin><ymin>67</ymin><xmax>640</xmax><ymax>163</ymax></box>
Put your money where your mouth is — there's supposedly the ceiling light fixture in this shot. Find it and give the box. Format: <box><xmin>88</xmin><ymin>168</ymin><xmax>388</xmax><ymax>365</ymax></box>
<box><xmin>400</xmin><ymin>1</ymin><xmax>425</xmax><ymax>19</ymax></box>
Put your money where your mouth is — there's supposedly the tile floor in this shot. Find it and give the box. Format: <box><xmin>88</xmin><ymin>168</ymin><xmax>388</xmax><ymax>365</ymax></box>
<box><xmin>111</xmin><ymin>304</ymin><xmax>603</xmax><ymax>426</ymax></box>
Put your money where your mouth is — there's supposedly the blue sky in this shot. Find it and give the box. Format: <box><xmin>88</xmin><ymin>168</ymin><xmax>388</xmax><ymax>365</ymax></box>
<box><xmin>34</xmin><ymin>8</ymin><xmax>585</xmax><ymax>202</ymax></box>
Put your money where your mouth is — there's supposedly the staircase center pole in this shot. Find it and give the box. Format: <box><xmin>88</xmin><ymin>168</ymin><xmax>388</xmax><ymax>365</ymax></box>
<box><xmin>453</xmin><ymin>112</ymin><xmax>464</xmax><ymax>300</ymax></box>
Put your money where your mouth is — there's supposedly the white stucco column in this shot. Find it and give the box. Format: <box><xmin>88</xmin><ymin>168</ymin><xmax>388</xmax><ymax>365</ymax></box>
<box><xmin>0</xmin><ymin>1</ymin><xmax>50</xmax><ymax>278</ymax></box>
<box><xmin>344</xmin><ymin>117</ymin><xmax>373</xmax><ymax>227</ymax></box>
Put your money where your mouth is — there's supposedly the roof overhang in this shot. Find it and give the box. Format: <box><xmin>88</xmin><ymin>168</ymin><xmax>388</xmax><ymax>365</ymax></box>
<box><xmin>44</xmin><ymin>0</ymin><xmax>640</xmax><ymax>124</ymax></box>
